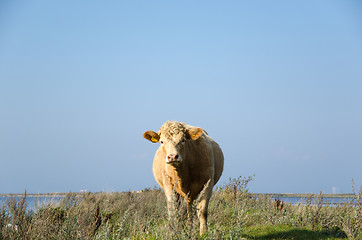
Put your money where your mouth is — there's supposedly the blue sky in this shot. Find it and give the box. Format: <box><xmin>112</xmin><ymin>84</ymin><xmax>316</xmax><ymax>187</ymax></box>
<box><xmin>1</xmin><ymin>1</ymin><xmax>361</xmax><ymax>194</ymax></box>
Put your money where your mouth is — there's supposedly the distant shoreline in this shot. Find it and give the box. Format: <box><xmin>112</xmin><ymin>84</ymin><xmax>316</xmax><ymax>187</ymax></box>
<box><xmin>254</xmin><ymin>193</ymin><xmax>357</xmax><ymax>199</ymax></box>
<box><xmin>0</xmin><ymin>193</ymin><xmax>69</xmax><ymax>198</ymax></box>
<box><xmin>0</xmin><ymin>192</ymin><xmax>357</xmax><ymax>199</ymax></box>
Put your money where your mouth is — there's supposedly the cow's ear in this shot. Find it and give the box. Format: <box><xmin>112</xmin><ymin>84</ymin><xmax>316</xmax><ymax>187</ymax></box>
<box><xmin>188</xmin><ymin>127</ymin><xmax>203</xmax><ymax>140</ymax></box>
<box><xmin>143</xmin><ymin>131</ymin><xmax>160</xmax><ymax>143</ymax></box>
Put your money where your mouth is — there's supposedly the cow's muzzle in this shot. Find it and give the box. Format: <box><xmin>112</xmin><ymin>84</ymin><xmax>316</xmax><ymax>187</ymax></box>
<box><xmin>166</xmin><ymin>154</ymin><xmax>182</xmax><ymax>165</ymax></box>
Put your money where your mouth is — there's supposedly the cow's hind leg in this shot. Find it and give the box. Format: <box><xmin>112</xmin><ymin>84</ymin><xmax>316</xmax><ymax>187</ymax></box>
<box><xmin>186</xmin><ymin>200</ymin><xmax>193</xmax><ymax>222</ymax></box>
<box><xmin>174</xmin><ymin>192</ymin><xmax>188</xmax><ymax>221</ymax></box>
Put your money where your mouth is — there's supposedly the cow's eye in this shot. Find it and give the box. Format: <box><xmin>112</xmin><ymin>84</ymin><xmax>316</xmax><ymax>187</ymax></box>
<box><xmin>160</xmin><ymin>141</ymin><xmax>164</xmax><ymax>144</ymax></box>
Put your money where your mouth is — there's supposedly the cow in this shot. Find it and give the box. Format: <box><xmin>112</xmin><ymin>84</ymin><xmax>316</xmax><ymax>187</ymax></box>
<box><xmin>143</xmin><ymin>121</ymin><xmax>224</xmax><ymax>235</ymax></box>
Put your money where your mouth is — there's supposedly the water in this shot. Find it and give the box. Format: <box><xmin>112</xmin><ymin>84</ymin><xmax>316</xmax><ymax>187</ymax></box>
<box><xmin>0</xmin><ymin>195</ymin><xmax>358</xmax><ymax>213</ymax></box>
<box><xmin>0</xmin><ymin>196</ymin><xmax>64</xmax><ymax>212</ymax></box>
<box><xmin>277</xmin><ymin>197</ymin><xmax>357</xmax><ymax>206</ymax></box>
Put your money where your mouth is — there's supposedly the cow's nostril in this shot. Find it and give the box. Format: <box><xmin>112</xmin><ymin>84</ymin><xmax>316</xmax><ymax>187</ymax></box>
<box><xmin>167</xmin><ymin>154</ymin><xmax>179</xmax><ymax>161</ymax></box>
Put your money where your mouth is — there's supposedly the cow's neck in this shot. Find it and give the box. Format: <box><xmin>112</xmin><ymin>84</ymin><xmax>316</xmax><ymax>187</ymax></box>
<box><xmin>165</xmin><ymin>163</ymin><xmax>191</xmax><ymax>197</ymax></box>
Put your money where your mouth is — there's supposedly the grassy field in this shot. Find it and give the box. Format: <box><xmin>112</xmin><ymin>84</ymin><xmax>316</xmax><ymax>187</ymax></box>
<box><xmin>0</xmin><ymin>177</ymin><xmax>361</xmax><ymax>240</ymax></box>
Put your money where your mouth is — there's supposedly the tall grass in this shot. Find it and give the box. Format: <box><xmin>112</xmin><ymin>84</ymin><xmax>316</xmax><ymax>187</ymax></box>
<box><xmin>0</xmin><ymin>177</ymin><xmax>360</xmax><ymax>239</ymax></box>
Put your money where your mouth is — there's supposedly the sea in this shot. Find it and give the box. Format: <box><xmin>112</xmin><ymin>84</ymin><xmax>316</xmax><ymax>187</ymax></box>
<box><xmin>0</xmin><ymin>195</ymin><xmax>358</xmax><ymax>212</ymax></box>
<box><xmin>276</xmin><ymin>196</ymin><xmax>357</xmax><ymax>206</ymax></box>
<box><xmin>0</xmin><ymin>196</ymin><xmax>65</xmax><ymax>212</ymax></box>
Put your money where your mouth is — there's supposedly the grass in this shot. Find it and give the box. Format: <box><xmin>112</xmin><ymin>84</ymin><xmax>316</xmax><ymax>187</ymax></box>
<box><xmin>0</xmin><ymin>177</ymin><xmax>361</xmax><ymax>240</ymax></box>
<box><xmin>241</xmin><ymin>225</ymin><xmax>344</xmax><ymax>240</ymax></box>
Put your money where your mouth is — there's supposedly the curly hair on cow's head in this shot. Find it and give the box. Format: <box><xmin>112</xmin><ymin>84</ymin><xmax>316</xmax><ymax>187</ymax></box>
<box><xmin>159</xmin><ymin>121</ymin><xmax>187</xmax><ymax>139</ymax></box>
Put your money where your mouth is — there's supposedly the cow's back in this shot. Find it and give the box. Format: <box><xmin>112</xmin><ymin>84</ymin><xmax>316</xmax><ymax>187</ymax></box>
<box><xmin>210</xmin><ymin>138</ymin><xmax>224</xmax><ymax>185</ymax></box>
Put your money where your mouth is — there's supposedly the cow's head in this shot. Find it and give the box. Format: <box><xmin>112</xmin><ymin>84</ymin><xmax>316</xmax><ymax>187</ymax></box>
<box><xmin>143</xmin><ymin>121</ymin><xmax>203</xmax><ymax>167</ymax></box>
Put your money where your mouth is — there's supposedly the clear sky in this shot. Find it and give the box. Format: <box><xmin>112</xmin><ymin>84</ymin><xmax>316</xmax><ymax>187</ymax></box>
<box><xmin>1</xmin><ymin>1</ymin><xmax>361</xmax><ymax>194</ymax></box>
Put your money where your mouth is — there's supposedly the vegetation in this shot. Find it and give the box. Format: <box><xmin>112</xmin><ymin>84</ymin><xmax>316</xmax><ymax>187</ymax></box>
<box><xmin>0</xmin><ymin>177</ymin><xmax>361</xmax><ymax>239</ymax></box>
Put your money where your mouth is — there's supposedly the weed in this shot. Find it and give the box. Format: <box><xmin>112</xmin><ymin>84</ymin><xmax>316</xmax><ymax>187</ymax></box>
<box><xmin>0</xmin><ymin>178</ymin><xmax>360</xmax><ymax>239</ymax></box>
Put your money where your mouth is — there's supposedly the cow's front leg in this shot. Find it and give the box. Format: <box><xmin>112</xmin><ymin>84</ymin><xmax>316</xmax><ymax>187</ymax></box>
<box><xmin>164</xmin><ymin>185</ymin><xmax>177</xmax><ymax>223</ymax></box>
<box><xmin>196</xmin><ymin>179</ymin><xmax>213</xmax><ymax>235</ymax></box>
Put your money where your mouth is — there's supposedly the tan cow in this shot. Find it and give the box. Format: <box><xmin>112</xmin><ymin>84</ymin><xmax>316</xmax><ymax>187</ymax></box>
<box><xmin>143</xmin><ymin>121</ymin><xmax>224</xmax><ymax>235</ymax></box>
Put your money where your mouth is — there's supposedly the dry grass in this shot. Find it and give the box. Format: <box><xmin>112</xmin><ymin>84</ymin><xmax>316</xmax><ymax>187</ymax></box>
<box><xmin>0</xmin><ymin>177</ymin><xmax>360</xmax><ymax>240</ymax></box>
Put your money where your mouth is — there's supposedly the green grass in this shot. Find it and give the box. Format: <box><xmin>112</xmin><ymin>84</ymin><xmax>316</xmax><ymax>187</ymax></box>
<box><xmin>241</xmin><ymin>225</ymin><xmax>347</xmax><ymax>240</ymax></box>
<box><xmin>0</xmin><ymin>176</ymin><xmax>360</xmax><ymax>239</ymax></box>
